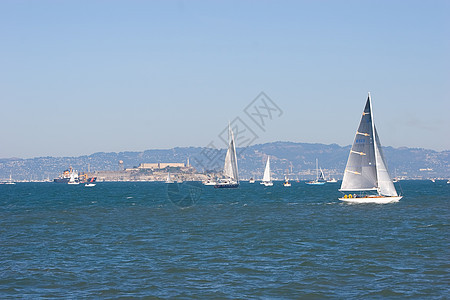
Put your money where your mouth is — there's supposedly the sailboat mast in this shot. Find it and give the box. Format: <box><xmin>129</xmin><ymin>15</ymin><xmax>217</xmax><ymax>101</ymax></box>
<box><xmin>368</xmin><ymin>92</ymin><xmax>381</xmax><ymax>194</ymax></box>
<box><xmin>316</xmin><ymin>158</ymin><xmax>318</xmax><ymax>180</ymax></box>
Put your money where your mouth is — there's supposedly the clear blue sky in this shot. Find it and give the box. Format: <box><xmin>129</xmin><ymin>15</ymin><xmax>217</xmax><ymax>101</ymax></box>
<box><xmin>1</xmin><ymin>0</ymin><xmax>449</xmax><ymax>158</ymax></box>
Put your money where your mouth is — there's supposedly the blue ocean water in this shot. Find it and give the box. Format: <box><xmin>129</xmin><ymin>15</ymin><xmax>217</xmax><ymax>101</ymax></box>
<box><xmin>1</xmin><ymin>181</ymin><xmax>448</xmax><ymax>298</ymax></box>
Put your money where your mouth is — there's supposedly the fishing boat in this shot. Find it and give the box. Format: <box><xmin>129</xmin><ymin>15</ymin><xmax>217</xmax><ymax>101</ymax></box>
<box><xmin>260</xmin><ymin>156</ymin><xmax>273</xmax><ymax>186</ymax></box>
<box><xmin>215</xmin><ymin>124</ymin><xmax>239</xmax><ymax>188</ymax></box>
<box><xmin>54</xmin><ymin>167</ymin><xmax>94</xmax><ymax>184</ymax></box>
<box><xmin>339</xmin><ymin>93</ymin><xmax>402</xmax><ymax>203</ymax></box>
<box><xmin>306</xmin><ymin>159</ymin><xmax>326</xmax><ymax>185</ymax></box>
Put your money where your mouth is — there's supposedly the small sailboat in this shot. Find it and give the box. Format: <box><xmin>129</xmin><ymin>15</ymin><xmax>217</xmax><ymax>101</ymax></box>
<box><xmin>249</xmin><ymin>178</ymin><xmax>255</xmax><ymax>184</ymax></box>
<box><xmin>392</xmin><ymin>169</ymin><xmax>399</xmax><ymax>182</ymax></box>
<box><xmin>5</xmin><ymin>174</ymin><xmax>16</xmax><ymax>185</ymax></box>
<box><xmin>339</xmin><ymin>93</ymin><xmax>402</xmax><ymax>203</ymax></box>
<box><xmin>327</xmin><ymin>178</ymin><xmax>338</xmax><ymax>183</ymax></box>
<box><xmin>306</xmin><ymin>159</ymin><xmax>326</xmax><ymax>185</ymax></box>
<box><xmin>165</xmin><ymin>172</ymin><xmax>174</xmax><ymax>184</ymax></box>
<box><xmin>260</xmin><ymin>156</ymin><xmax>273</xmax><ymax>186</ymax></box>
<box><xmin>68</xmin><ymin>170</ymin><xmax>80</xmax><ymax>185</ymax></box>
<box><xmin>283</xmin><ymin>175</ymin><xmax>291</xmax><ymax>187</ymax></box>
<box><xmin>85</xmin><ymin>176</ymin><xmax>96</xmax><ymax>187</ymax></box>
<box><xmin>215</xmin><ymin>124</ymin><xmax>239</xmax><ymax>188</ymax></box>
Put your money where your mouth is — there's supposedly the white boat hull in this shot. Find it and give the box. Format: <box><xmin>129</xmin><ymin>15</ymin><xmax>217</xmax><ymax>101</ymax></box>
<box><xmin>261</xmin><ymin>181</ymin><xmax>273</xmax><ymax>186</ymax></box>
<box><xmin>338</xmin><ymin>196</ymin><xmax>402</xmax><ymax>204</ymax></box>
<box><xmin>202</xmin><ymin>181</ymin><xmax>216</xmax><ymax>186</ymax></box>
<box><xmin>306</xmin><ymin>181</ymin><xmax>325</xmax><ymax>185</ymax></box>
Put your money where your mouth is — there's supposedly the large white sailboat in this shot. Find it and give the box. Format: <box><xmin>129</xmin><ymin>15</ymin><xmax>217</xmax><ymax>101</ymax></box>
<box><xmin>339</xmin><ymin>93</ymin><xmax>402</xmax><ymax>204</ymax></box>
<box><xmin>214</xmin><ymin>124</ymin><xmax>239</xmax><ymax>188</ymax></box>
<box><xmin>260</xmin><ymin>156</ymin><xmax>273</xmax><ymax>186</ymax></box>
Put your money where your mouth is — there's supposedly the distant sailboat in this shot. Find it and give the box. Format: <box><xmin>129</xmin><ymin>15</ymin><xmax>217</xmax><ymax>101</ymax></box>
<box><xmin>306</xmin><ymin>159</ymin><xmax>326</xmax><ymax>185</ymax></box>
<box><xmin>5</xmin><ymin>174</ymin><xmax>16</xmax><ymax>185</ymax></box>
<box><xmin>165</xmin><ymin>172</ymin><xmax>174</xmax><ymax>184</ymax></box>
<box><xmin>283</xmin><ymin>175</ymin><xmax>291</xmax><ymax>187</ymax></box>
<box><xmin>68</xmin><ymin>170</ymin><xmax>80</xmax><ymax>185</ymax></box>
<box><xmin>339</xmin><ymin>93</ymin><xmax>402</xmax><ymax>203</ymax></box>
<box><xmin>249</xmin><ymin>178</ymin><xmax>255</xmax><ymax>184</ymax></box>
<box><xmin>260</xmin><ymin>156</ymin><xmax>273</xmax><ymax>186</ymax></box>
<box><xmin>85</xmin><ymin>176</ymin><xmax>96</xmax><ymax>187</ymax></box>
<box><xmin>215</xmin><ymin>124</ymin><xmax>239</xmax><ymax>188</ymax></box>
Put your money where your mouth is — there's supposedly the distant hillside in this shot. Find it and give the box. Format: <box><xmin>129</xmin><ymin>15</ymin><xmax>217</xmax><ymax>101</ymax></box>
<box><xmin>0</xmin><ymin>142</ymin><xmax>448</xmax><ymax>181</ymax></box>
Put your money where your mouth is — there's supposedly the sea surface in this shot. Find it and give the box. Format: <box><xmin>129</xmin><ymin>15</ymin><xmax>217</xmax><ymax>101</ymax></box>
<box><xmin>1</xmin><ymin>181</ymin><xmax>449</xmax><ymax>298</ymax></box>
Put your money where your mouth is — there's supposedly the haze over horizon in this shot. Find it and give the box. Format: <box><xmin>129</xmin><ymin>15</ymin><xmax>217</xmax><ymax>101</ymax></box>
<box><xmin>1</xmin><ymin>0</ymin><xmax>449</xmax><ymax>159</ymax></box>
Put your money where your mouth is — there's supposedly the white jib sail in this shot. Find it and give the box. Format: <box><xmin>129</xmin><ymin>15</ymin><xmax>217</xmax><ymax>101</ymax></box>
<box><xmin>373</xmin><ymin>126</ymin><xmax>398</xmax><ymax>196</ymax></box>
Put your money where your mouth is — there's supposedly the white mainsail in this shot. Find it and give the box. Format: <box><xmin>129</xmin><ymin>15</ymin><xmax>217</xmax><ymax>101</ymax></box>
<box><xmin>262</xmin><ymin>156</ymin><xmax>271</xmax><ymax>182</ymax></box>
<box><xmin>340</xmin><ymin>96</ymin><xmax>377</xmax><ymax>192</ymax></box>
<box><xmin>340</xmin><ymin>93</ymin><xmax>398</xmax><ymax>198</ymax></box>
<box><xmin>223</xmin><ymin>124</ymin><xmax>239</xmax><ymax>182</ymax></box>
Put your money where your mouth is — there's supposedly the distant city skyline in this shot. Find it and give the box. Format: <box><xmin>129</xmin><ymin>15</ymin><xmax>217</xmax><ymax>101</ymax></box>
<box><xmin>1</xmin><ymin>0</ymin><xmax>449</xmax><ymax>158</ymax></box>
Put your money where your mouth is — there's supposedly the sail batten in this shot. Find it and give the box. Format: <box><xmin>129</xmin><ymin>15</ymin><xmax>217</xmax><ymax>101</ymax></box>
<box><xmin>351</xmin><ymin>150</ymin><xmax>367</xmax><ymax>156</ymax></box>
<box><xmin>357</xmin><ymin>131</ymin><xmax>370</xmax><ymax>136</ymax></box>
